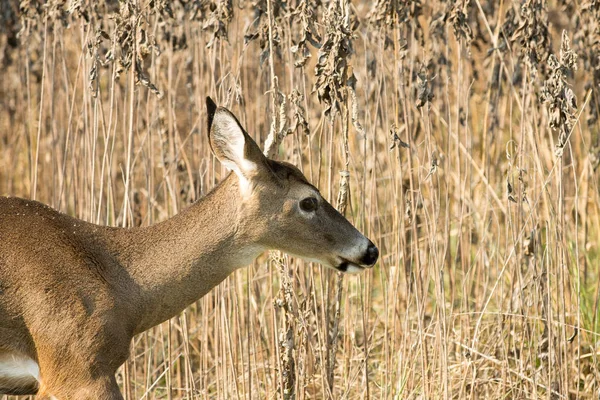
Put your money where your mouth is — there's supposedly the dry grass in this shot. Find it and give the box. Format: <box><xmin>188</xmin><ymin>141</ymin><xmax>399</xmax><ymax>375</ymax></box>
<box><xmin>1</xmin><ymin>0</ymin><xmax>600</xmax><ymax>398</ymax></box>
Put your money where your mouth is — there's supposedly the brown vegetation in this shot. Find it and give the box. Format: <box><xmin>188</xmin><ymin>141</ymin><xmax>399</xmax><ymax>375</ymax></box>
<box><xmin>1</xmin><ymin>0</ymin><xmax>599</xmax><ymax>398</ymax></box>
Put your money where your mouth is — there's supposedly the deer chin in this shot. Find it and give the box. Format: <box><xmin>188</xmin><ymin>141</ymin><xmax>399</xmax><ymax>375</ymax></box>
<box><xmin>293</xmin><ymin>255</ymin><xmax>365</xmax><ymax>274</ymax></box>
<box><xmin>333</xmin><ymin>258</ymin><xmax>369</xmax><ymax>274</ymax></box>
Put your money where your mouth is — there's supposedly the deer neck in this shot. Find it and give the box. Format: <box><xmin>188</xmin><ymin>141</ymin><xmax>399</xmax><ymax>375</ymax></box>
<box><xmin>119</xmin><ymin>174</ymin><xmax>263</xmax><ymax>334</ymax></box>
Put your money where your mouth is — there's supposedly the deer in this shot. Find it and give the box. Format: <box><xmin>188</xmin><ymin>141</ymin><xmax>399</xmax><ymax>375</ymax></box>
<box><xmin>0</xmin><ymin>97</ymin><xmax>378</xmax><ymax>399</ymax></box>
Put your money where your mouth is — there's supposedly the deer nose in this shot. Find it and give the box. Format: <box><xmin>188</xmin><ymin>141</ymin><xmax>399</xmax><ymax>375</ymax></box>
<box><xmin>361</xmin><ymin>241</ymin><xmax>379</xmax><ymax>266</ymax></box>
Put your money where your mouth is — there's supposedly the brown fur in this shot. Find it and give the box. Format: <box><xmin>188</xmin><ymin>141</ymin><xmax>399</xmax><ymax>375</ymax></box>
<box><xmin>0</xmin><ymin>102</ymin><xmax>376</xmax><ymax>399</ymax></box>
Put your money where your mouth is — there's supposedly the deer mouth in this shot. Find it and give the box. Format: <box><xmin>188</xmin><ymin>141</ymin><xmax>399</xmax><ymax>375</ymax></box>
<box><xmin>334</xmin><ymin>241</ymin><xmax>379</xmax><ymax>273</ymax></box>
<box><xmin>335</xmin><ymin>258</ymin><xmax>368</xmax><ymax>274</ymax></box>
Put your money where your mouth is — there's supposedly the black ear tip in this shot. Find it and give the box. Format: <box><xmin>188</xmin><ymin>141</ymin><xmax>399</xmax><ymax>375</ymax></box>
<box><xmin>206</xmin><ymin>97</ymin><xmax>217</xmax><ymax>115</ymax></box>
<box><xmin>206</xmin><ymin>97</ymin><xmax>217</xmax><ymax>131</ymax></box>
<box><xmin>206</xmin><ymin>96</ymin><xmax>217</xmax><ymax>110</ymax></box>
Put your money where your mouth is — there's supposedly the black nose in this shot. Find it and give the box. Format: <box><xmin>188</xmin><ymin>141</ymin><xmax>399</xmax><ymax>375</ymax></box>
<box><xmin>361</xmin><ymin>241</ymin><xmax>379</xmax><ymax>266</ymax></box>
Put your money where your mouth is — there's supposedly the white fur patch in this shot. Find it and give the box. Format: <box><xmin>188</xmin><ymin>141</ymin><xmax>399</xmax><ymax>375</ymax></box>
<box><xmin>232</xmin><ymin>245</ymin><xmax>265</xmax><ymax>269</ymax></box>
<box><xmin>235</xmin><ymin>171</ymin><xmax>253</xmax><ymax>198</ymax></box>
<box><xmin>0</xmin><ymin>352</ymin><xmax>40</xmax><ymax>381</ymax></box>
<box><xmin>344</xmin><ymin>263</ymin><xmax>365</xmax><ymax>274</ymax></box>
<box><xmin>0</xmin><ymin>351</ymin><xmax>40</xmax><ymax>395</ymax></box>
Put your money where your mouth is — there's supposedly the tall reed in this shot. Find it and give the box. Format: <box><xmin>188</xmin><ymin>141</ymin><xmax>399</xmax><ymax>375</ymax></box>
<box><xmin>1</xmin><ymin>0</ymin><xmax>599</xmax><ymax>398</ymax></box>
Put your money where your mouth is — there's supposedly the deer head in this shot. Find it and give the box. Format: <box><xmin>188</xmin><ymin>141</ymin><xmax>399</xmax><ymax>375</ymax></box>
<box><xmin>206</xmin><ymin>97</ymin><xmax>378</xmax><ymax>273</ymax></box>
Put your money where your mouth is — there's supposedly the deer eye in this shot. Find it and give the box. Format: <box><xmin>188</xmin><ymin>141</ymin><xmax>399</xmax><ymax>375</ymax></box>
<box><xmin>299</xmin><ymin>197</ymin><xmax>318</xmax><ymax>212</ymax></box>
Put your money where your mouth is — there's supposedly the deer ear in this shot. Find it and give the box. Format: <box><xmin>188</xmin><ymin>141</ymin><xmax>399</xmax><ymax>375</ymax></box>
<box><xmin>206</xmin><ymin>100</ymin><xmax>266</xmax><ymax>187</ymax></box>
<box><xmin>206</xmin><ymin>97</ymin><xmax>218</xmax><ymax>132</ymax></box>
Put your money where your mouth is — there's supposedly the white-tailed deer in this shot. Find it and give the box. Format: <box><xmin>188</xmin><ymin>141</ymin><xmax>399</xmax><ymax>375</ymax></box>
<box><xmin>0</xmin><ymin>98</ymin><xmax>378</xmax><ymax>399</ymax></box>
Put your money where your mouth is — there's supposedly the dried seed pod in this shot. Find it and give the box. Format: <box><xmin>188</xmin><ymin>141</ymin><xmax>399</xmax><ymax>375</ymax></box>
<box><xmin>288</xmin><ymin>89</ymin><xmax>310</xmax><ymax>136</ymax></box>
<box><xmin>203</xmin><ymin>0</ymin><xmax>233</xmax><ymax>48</ymax></box>
<box><xmin>415</xmin><ymin>67</ymin><xmax>434</xmax><ymax>108</ymax></box>
<box><xmin>289</xmin><ymin>0</ymin><xmax>322</xmax><ymax>68</ymax></box>
<box><xmin>523</xmin><ymin>229</ymin><xmax>535</xmax><ymax>257</ymax></box>
<box><xmin>313</xmin><ymin>1</ymin><xmax>356</xmax><ymax>116</ymax></box>
<box><xmin>541</xmin><ymin>30</ymin><xmax>578</xmax><ymax>149</ymax></box>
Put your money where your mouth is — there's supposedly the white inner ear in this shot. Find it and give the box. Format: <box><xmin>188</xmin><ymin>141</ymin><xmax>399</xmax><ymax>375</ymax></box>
<box><xmin>214</xmin><ymin>112</ymin><xmax>256</xmax><ymax>196</ymax></box>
